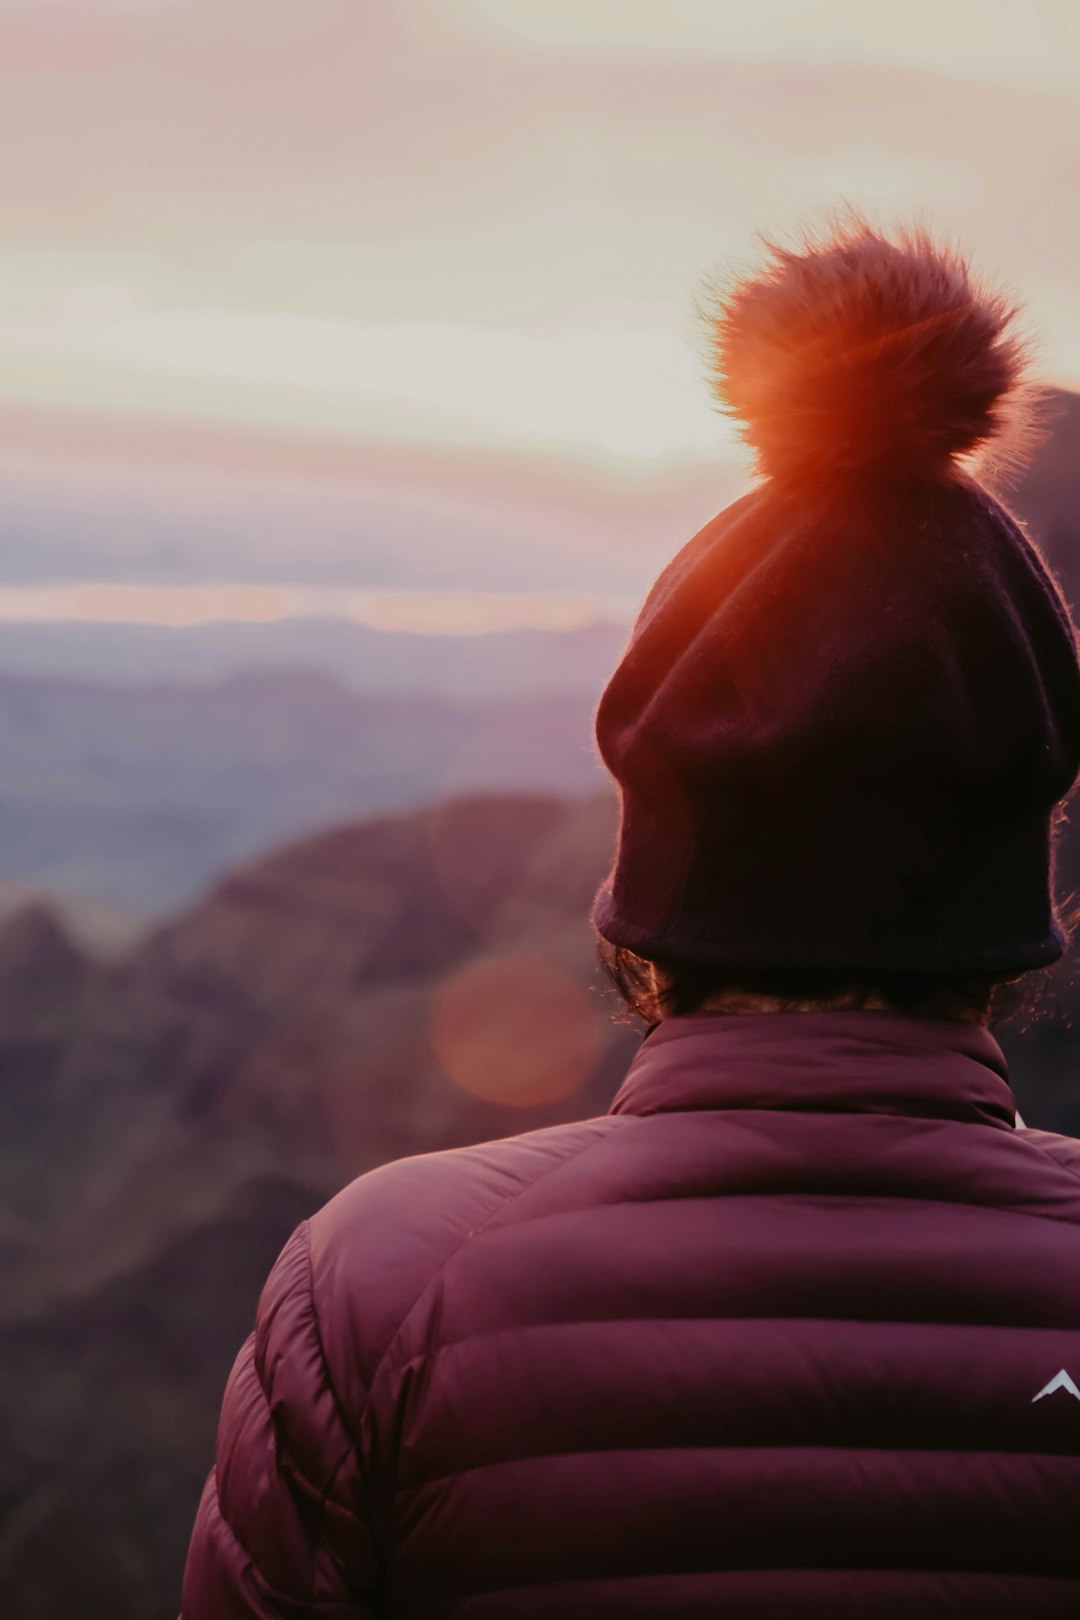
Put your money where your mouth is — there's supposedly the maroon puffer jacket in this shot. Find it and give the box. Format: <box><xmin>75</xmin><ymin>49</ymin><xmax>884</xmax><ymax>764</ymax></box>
<box><xmin>180</xmin><ymin>1009</ymin><xmax>1080</xmax><ymax>1618</ymax></box>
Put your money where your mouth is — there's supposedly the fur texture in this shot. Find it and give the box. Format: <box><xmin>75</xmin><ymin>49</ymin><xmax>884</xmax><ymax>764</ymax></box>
<box><xmin>699</xmin><ymin>206</ymin><xmax>1038</xmax><ymax>486</ymax></box>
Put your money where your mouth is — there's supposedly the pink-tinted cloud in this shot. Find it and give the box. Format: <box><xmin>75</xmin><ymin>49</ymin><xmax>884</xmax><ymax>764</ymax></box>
<box><xmin>0</xmin><ymin>0</ymin><xmax>1078</xmax><ymax>612</ymax></box>
<box><xmin>0</xmin><ymin>400</ymin><xmax>739</xmax><ymax>594</ymax></box>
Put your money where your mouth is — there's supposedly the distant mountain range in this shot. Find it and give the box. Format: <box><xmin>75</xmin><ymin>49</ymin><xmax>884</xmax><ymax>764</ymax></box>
<box><xmin>0</xmin><ymin>614</ymin><xmax>630</xmax><ymax>697</ymax></box>
<box><xmin>0</xmin><ymin>617</ymin><xmax>630</xmax><ymax>923</ymax></box>
<box><xmin>0</xmin><ymin>661</ymin><xmax>611</xmax><ymax>917</ymax></box>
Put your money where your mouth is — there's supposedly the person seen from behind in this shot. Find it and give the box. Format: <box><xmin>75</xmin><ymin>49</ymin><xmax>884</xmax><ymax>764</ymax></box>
<box><xmin>180</xmin><ymin>207</ymin><xmax>1080</xmax><ymax>1618</ymax></box>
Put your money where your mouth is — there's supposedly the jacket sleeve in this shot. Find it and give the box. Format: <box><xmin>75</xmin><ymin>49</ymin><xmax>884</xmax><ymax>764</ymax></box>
<box><xmin>180</xmin><ymin>1221</ymin><xmax>382</xmax><ymax>1619</ymax></box>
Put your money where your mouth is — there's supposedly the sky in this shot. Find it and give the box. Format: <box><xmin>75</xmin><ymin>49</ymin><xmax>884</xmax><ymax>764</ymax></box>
<box><xmin>3</xmin><ymin>0</ymin><xmax>1080</xmax><ymax>631</ymax></box>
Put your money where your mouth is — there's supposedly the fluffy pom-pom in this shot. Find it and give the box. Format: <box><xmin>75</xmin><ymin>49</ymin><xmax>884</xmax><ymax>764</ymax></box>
<box><xmin>700</xmin><ymin>207</ymin><xmax>1037</xmax><ymax>486</ymax></box>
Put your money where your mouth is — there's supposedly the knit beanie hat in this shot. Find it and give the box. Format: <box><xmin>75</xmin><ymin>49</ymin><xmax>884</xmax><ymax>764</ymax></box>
<box><xmin>592</xmin><ymin>213</ymin><xmax>1080</xmax><ymax>977</ymax></box>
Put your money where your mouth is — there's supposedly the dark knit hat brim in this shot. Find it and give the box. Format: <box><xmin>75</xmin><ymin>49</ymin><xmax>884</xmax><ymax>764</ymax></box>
<box><xmin>592</xmin><ymin>806</ymin><xmax>1067</xmax><ymax>978</ymax></box>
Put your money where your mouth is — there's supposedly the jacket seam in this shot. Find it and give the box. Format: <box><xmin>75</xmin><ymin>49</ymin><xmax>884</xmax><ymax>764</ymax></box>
<box><xmin>397</xmin><ymin>1440</ymin><xmax>1080</xmax><ymax>1497</ymax></box>
<box><xmin>246</xmin><ymin>1331</ymin><xmax>339</xmax><ymax>1512</ymax></box>
<box><xmin>364</xmin><ymin>1118</ymin><xmax>627</xmax><ymax>1395</ymax></box>
<box><xmin>200</xmin><ymin>1464</ymin><xmax>355</xmax><ymax>1615</ymax></box>
<box><xmin>250</xmin><ymin>1225</ymin><xmax>359</xmax><ymax>1517</ymax></box>
<box><xmin>367</xmin><ymin>1187</ymin><xmax>1080</xmax><ymax>1248</ymax></box>
<box><xmin>296</xmin><ymin>1219</ymin><xmax>385</xmax><ymax>1601</ymax></box>
<box><xmin>377</xmin><ymin>1309</ymin><xmax>1080</xmax><ymax>1383</ymax></box>
<box><xmin>251</xmin><ymin>1223</ymin><xmax>379</xmax><ymax>1602</ymax></box>
<box><xmin>613</xmin><ymin>1102</ymin><xmax>1016</xmax><ymax>1130</ymax></box>
<box><xmin>395</xmin><ymin>1567</ymin><xmax>1080</xmax><ymax>1606</ymax></box>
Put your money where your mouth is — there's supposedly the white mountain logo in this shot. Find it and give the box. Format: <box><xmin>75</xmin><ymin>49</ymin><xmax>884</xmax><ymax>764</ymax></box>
<box><xmin>1032</xmin><ymin>1369</ymin><xmax>1080</xmax><ymax>1404</ymax></box>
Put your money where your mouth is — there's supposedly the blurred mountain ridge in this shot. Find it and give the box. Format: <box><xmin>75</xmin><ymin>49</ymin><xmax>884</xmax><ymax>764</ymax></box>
<box><xmin>0</xmin><ymin>614</ymin><xmax>631</xmax><ymax>696</ymax></box>
<box><xmin>0</xmin><ymin>662</ymin><xmax>609</xmax><ymax>913</ymax></box>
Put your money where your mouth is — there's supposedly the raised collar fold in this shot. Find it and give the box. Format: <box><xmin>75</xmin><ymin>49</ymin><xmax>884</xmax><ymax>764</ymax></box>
<box><xmin>608</xmin><ymin>1008</ymin><xmax>1018</xmax><ymax>1131</ymax></box>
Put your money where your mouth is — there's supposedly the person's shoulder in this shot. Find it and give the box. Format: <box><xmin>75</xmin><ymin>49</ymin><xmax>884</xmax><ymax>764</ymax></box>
<box><xmin>301</xmin><ymin>1113</ymin><xmax>625</xmax><ymax>1405</ymax></box>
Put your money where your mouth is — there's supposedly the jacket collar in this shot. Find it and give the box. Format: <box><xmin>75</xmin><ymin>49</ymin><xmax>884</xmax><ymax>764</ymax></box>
<box><xmin>608</xmin><ymin>1008</ymin><xmax>1018</xmax><ymax>1131</ymax></box>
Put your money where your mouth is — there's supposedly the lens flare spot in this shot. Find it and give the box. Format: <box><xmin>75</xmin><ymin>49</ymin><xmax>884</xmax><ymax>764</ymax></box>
<box><xmin>430</xmin><ymin>953</ymin><xmax>602</xmax><ymax>1108</ymax></box>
